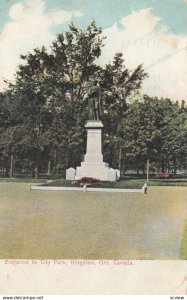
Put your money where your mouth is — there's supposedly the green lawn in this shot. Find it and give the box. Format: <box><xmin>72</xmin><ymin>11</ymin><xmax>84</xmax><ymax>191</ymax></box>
<box><xmin>149</xmin><ymin>178</ymin><xmax>187</xmax><ymax>186</ymax></box>
<box><xmin>181</xmin><ymin>219</ymin><xmax>187</xmax><ymax>259</ymax></box>
<box><xmin>0</xmin><ymin>183</ymin><xmax>186</xmax><ymax>259</ymax></box>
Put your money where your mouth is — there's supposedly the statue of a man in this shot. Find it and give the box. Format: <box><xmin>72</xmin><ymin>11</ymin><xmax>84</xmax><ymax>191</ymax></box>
<box><xmin>86</xmin><ymin>81</ymin><xmax>103</xmax><ymax>120</ymax></box>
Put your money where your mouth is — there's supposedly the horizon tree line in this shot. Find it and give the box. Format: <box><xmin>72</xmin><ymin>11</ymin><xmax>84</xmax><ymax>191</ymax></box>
<box><xmin>0</xmin><ymin>21</ymin><xmax>186</xmax><ymax>178</ymax></box>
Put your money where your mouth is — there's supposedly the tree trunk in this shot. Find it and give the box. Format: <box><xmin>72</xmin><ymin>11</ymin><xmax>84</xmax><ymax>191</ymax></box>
<box><xmin>9</xmin><ymin>154</ymin><xmax>14</xmax><ymax>178</ymax></box>
<box><xmin>173</xmin><ymin>159</ymin><xmax>177</xmax><ymax>174</ymax></box>
<box><xmin>122</xmin><ymin>158</ymin><xmax>125</xmax><ymax>176</ymax></box>
<box><xmin>146</xmin><ymin>159</ymin><xmax>150</xmax><ymax>182</ymax></box>
<box><xmin>54</xmin><ymin>150</ymin><xmax>57</xmax><ymax>175</ymax></box>
<box><xmin>142</xmin><ymin>164</ymin><xmax>145</xmax><ymax>175</ymax></box>
<box><xmin>136</xmin><ymin>163</ymin><xmax>139</xmax><ymax>175</ymax></box>
<box><xmin>167</xmin><ymin>161</ymin><xmax>170</xmax><ymax>173</ymax></box>
<box><xmin>118</xmin><ymin>146</ymin><xmax>122</xmax><ymax>171</ymax></box>
<box><xmin>32</xmin><ymin>151</ymin><xmax>39</xmax><ymax>178</ymax></box>
<box><xmin>5</xmin><ymin>156</ymin><xmax>9</xmax><ymax>177</ymax></box>
<box><xmin>32</xmin><ymin>163</ymin><xmax>38</xmax><ymax>179</ymax></box>
<box><xmin>161</xmin><ymin>159</ymin><xmax>165</xmax><ymax>173</ymax></box>
<box><xmin>47</xmin><ymin>159</ymin><xmax>51</xmax><ymax>175</ymax></box>
<box><xmin>33</xmin><ymin>166</ymin><xmax>38</xmax><ymax>178</ymax></box>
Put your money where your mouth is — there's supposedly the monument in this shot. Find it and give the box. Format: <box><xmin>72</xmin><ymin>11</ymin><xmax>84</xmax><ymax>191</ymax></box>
<box><xmin>66</xmin><ymin>81</ymin><xmax>118</xmax><ymax>181</ymax></box>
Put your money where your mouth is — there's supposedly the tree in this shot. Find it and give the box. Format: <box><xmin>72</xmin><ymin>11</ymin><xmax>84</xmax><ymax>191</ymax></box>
<box><xmin>122</xmin><ymin>96</ymin><xmax>163</xmax><ymax>174</ymax></box>
<box><xmin>100</xmin><ymin>53</ymin><xmax>147</xmax><ymax>169</ymax></box>
<box><xmin>122</xmin><ymin>96</ymin><xmax>187</xmax><ymax>174</ymax></box>
<box><xmin>8</xmin><ymin>22</ymin><xmax>105</xmax><ymax>176</ymax></box>
<box><xmin>2</xmin><ymin>22</ymin><xmax>148</xmax><ymax>177</ymax></box>
<box><xmin>161</xmin><ymin>101</ymin><xmax>187</xmax><ymax>173</ymax></box>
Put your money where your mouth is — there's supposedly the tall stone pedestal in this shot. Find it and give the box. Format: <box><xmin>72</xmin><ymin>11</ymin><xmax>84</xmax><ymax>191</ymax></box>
<box><xmin>75</xmin><ymin>120</ymin><xmax>117</xmax><ymax>181</ymax></box>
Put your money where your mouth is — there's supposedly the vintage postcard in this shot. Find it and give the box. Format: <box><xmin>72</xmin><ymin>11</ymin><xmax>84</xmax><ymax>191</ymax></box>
<box><xmin>0</xmin><ymin>0</ymin><xmax>187</xmax><ymax>296</ymax></box>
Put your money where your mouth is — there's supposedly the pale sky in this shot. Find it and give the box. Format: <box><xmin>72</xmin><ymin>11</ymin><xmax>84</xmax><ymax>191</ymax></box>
<box><xmin>0</xmin><ymin>0</ymin><xmax>187</xmax><ymax>101</ymax></box>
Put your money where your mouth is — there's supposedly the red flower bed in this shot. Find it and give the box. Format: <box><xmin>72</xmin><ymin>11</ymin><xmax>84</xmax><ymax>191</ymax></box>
<box><xmin>72</xmin><ymin>177</ymin><xmax>102</xmax><ymax>186</ymax></box>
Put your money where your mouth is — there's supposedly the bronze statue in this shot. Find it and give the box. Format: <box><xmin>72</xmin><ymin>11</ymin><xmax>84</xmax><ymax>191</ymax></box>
<box><xmin>86</xmin><ymin>81</ymin><xmax>103</xmax><ymax>120</ymax></box>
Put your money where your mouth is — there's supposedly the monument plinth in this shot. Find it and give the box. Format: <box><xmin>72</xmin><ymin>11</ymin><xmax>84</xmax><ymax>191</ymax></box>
<box><xmin>75</xmin><ymin>120</ymin><xmax>116</xmax><ymax>181</ymax></box>
<box><xmin>84</xmin><ymin>120</ymin><xmax>103</xmax><ymax>164</ymax></box>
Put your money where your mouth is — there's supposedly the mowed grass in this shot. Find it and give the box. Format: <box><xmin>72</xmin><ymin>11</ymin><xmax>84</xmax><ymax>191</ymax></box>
<box><xmin>149</xmin><ymin>178</ymin><xmax>187</xmax><ymax>186</ymax></box>
<box><xmin>0</xmin><ymin>183</ymin><xmax>186</xmax><ymax>259</ymax></box>
<box><xmin>181</xmin><ymin>219</ymin><xmax>187</xmax><ymax>259</ymax></box>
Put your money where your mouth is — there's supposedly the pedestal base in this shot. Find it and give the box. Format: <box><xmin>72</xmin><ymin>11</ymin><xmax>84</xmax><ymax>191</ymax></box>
<box><xmin>76</xmin><ymin>162</ymin><xmax>112</xmax><ymax>181</ymax></box>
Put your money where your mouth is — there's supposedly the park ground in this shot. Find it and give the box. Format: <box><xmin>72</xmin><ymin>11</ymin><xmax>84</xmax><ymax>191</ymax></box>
<box><xmin>0</xmin><ymin>181</ymin><xmax>186</xmax><ymax>260</ymax></box>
